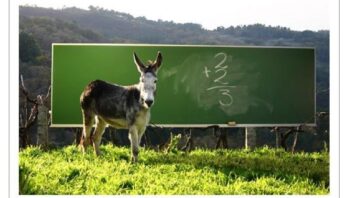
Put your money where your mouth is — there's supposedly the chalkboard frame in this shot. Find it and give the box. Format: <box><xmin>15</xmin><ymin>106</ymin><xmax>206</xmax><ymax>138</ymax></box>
<box><xmin>51</xmin><ymin>43</ymin><xmax>316</xmax><ymax>128</ymax></box>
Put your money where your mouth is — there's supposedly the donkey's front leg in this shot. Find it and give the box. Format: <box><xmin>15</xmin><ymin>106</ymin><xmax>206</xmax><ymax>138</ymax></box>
<box><xmin>138</xmin><ymin>125</ymin><xmax>147</xmax><ymax>146</ymax></box>
<box><xmin>128</xmin><ymin>125</ymin><xmax>139</xmax><ymax>163</ymax></box>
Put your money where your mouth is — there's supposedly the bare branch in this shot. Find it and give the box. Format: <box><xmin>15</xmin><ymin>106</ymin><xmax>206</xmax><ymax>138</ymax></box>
<box><xmin>20</xmin><ymin>75</ymin><xmax>27</xmax><ymax>92</ymax></box>
<box><xmin>19</xmin><ymin>113</ymin><xmax>23</xmax><ymax>127</ymax></box>
<box><xmin>24</xmin><ymin>99</ymin><xmax>28</xmax><ymax>126</ymax></box>
<box><xmin>291</xmin><ymin>132</ymin><xmax>299</xmax><ymax>153</ymax></box>
<box><xmin>25</xmin><ymin>104</ymin><xmax>38</xmax><ymax>128</ymax></box>
<box><xmin>44</xmin><ymin>85</ymin><xmax>51</xmax><ymax>101</ymax></box>
<box><xmin>20</xmin><ymin>74</ymin><xmax>37</xmax><ymax>104</ymax></box>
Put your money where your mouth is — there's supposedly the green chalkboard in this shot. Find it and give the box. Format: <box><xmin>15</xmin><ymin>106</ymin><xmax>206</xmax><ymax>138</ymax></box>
<box><xmin>51</xmin><ymin>44</ymin><xmax>315</xmax><ymax>127</ymax></box>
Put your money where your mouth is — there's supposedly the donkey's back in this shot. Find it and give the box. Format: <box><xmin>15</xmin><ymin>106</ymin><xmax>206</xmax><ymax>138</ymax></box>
<box><xmin>80</xmin><ymin>79</ymin><xmax>140</xmax><ymax>119</ymax></box>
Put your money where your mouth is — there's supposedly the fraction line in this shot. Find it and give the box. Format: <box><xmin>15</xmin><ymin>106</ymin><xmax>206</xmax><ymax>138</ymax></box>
<box><xmin>206</xmin><ymin>85</ymin><xmax>237</xmax><ymax>91</ymax></box>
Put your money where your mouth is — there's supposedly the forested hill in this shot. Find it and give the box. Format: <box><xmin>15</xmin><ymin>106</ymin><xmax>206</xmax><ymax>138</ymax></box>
<box><xmin>19</xmin><ymin>6</ymin><xmax>329</xmax><ymax>111</ymax></box>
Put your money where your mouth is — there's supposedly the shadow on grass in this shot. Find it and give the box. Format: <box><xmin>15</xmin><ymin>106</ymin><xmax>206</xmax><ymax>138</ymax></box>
<box><xmin>140</xmin><ymin>149</ymin><xmax>329</xmax><ymax>188</ymax></box>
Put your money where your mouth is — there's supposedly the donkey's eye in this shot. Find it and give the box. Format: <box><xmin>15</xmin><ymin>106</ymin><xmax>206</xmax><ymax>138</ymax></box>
<box><xmin>154</xmin><ymin>80</ymin><xmax>157</xmax><ymax>83</ymax></box>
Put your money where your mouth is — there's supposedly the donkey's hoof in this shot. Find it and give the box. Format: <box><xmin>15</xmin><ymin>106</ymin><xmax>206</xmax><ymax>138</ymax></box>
<box><xmin>95</xmin><ymin>150</ymin><xmax>103</xmax><ymax>156</ymax></box>
<box><xmin>78</xmin><ymin>144</ymin><xmax>86</xmax><ymax>153</ymax></box>
<box><xmin>130</xmin><ymin>157</ymin><xmax>138</xmax><ymax>164</ymax></box>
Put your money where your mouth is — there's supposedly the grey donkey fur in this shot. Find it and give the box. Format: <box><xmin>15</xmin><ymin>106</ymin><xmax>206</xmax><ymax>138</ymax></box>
<box><xmin>79</xmin><ymin>51</ymin><xmax>163</xmax><ymax>163</ymax></box>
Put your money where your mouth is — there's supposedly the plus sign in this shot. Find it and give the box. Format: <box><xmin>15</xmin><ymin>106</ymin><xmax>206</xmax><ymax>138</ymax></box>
<box><xmin>203</xmin><ymin>66</ymin><xmax>211</xmax><ymax>78</ymax></box>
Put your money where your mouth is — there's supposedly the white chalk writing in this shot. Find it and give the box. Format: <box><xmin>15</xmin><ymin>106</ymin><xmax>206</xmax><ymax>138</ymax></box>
<box><xmin>204</xmin><ymin>52</ymin><xmax>235</xmax><ymax>106</ymax></box>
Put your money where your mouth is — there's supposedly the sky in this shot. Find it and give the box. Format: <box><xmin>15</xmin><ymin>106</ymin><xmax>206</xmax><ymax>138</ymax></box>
<box><xmin>19</xmin><ymin>0</ymin><xmax>329</xmax><ymax>31</ymax></box>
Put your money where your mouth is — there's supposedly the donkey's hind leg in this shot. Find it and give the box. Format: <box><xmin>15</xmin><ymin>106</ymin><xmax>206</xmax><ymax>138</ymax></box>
<box><xmin>80</xmin><ymin>110</ymin><xmax>94</xmax><ymax>153</ymax></box>
<box><xmin>92</xmin><ymin>117</ymin><xmax>107</xmax><ymax>156</ymax></box>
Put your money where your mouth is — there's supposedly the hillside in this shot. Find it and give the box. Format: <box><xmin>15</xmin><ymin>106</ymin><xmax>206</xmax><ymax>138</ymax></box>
<box><xmin>19</xmin><ymin>6</ymin><xmax>329</xmax><ymax>111</ymax></box>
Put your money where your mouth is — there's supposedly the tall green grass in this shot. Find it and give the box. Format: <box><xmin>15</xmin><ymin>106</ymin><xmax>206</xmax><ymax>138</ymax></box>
<box><xmin>19</xmin><ymin>145</ymin><xmax>329</xmax><ymax>195</ymax></box>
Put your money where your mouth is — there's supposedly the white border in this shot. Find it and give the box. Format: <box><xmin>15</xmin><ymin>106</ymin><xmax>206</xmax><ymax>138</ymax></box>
<box><xmin>10</xmin><ymin>0</ymin><xmax>19</xmax><ymax>197</ymax></box>
<box><xmin>51</xmin><ymin>43</ymin><xmax>316</xmax><ymax>128</ymax></box>
<box><xmin>330</xmin><ymin>0</ymin><xmax>340</xmax><ymax>197</ymax></box>
<box><xmin>340</xmin><ymin>0</ymin><xmax>350</xmax><ymax>197</ymax></box>
<box><xmin>1</xmin><ymin>0</ymin><xmax>9</xmax><ymax>197</ymax></box>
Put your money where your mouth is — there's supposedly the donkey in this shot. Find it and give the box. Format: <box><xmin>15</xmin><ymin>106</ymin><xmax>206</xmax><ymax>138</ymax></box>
<box><xmin>79</xmin><ymin>51</ymin><xmax>162</xmax><ymax>163</ymax></box>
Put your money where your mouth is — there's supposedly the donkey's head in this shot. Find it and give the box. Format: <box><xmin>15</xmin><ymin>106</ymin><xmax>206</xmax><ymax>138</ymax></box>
<box><xmin>133</xmin><ymin>51</ymin><xmax>162</xmax><ymax>109</ymax></box>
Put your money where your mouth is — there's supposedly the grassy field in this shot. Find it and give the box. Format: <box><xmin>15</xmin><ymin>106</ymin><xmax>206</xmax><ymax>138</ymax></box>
<box><xmin>19</xmin><ymin>144</ymin><xmax>329</xmax><ymax>195</ymax></box>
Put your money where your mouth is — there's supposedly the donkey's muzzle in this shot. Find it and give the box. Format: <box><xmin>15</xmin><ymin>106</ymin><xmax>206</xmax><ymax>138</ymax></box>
<box><xmin>145</xmin><ymin>100</ymin><xmax>154</xmax><ymax>108</ymax></box>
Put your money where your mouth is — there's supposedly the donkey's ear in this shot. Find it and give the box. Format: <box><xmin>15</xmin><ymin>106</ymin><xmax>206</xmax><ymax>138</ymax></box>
<box><xmin>152</xmin><ymin>51</ymin><xmax>163</xmax><ymax>72</ymax></box>
<box><xmin>133</xmin><ymin>52</ymin><xmax>145</xmax><ymax>73</ymax></box>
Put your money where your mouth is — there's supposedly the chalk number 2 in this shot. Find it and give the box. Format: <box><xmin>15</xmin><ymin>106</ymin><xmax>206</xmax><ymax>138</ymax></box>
<box><xmin>215</xmin><ymin>52</ymin><xmax>233</xmax><ymax>106</ymax></box>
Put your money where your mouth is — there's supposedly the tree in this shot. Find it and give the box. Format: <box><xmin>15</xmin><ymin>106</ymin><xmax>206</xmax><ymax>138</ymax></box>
<box><xmin>19</xmin><ymin>75</ymin><xmax>50</xmax><ymax>148</ymax></box>
<box><xmin>19</xmin><ymin>31</ymin><xmax>41</xmax><ymax>63</ymax></box>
